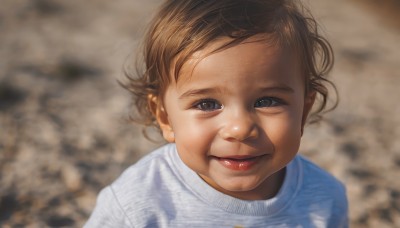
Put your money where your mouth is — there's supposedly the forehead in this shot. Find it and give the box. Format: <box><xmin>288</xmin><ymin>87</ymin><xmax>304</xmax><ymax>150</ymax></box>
<box><xmin>174</xmin><ymin>36</ymin><xmax>302</xmax><ymax>89</ymax></box>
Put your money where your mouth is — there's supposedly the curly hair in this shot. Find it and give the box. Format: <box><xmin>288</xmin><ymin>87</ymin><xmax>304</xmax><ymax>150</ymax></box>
<box><xmin>123</xmin><ymin>0</ymin><xmax>337</xmax><ymax>132</ymax></box>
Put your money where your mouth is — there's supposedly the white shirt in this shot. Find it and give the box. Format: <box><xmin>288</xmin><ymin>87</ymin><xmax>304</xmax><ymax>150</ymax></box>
<box><xmin>85</xmin><ymin>143</ymin><xmax>348</xmax><ymax>228</ymax></box>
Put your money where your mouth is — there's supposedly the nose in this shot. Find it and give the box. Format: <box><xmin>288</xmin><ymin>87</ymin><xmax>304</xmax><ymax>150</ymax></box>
<box><xmin>219</xmin><ymin>110</ymin><xmax>259</xmax><ymax>141</ymax></box>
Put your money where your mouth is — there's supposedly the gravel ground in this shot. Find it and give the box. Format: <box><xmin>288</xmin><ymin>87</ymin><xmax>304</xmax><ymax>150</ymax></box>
<box><xmin>0</xmin><ymin>0</ymin><xmax>399</xmax><ymax>227</ymax></box>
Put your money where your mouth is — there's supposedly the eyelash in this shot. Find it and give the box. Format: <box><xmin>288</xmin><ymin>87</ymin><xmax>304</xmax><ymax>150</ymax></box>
<box><xmin>193</xmin><ymin>99</ymin><xmax>222</xmax><ymax>112</ymax></box>
<box><xmin>254</xmin><ymin>97</ymin><xmax>284</xmax><ymax>108</ymax></box>
<box><xmin>192</xmin><ymin>97</ymin><xmax>284</xmax><ymax>111</ymax></box>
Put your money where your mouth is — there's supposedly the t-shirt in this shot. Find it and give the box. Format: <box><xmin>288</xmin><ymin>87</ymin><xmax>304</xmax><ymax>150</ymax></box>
<box><xmin>85</xmin><ymin>143</ymin><xmax>348</xmax><ymax>227</ymax></box>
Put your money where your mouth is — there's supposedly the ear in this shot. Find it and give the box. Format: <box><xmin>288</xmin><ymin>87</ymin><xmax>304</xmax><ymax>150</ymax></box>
<box><xmin>301</xmin><ymin>90</ymin><xmax>316</xmax><ymax>136</ymax></box>
<box><xmin>147</xmin><ymin>94</ymin><xmax>175</xmax><ymax>143</ymax></box>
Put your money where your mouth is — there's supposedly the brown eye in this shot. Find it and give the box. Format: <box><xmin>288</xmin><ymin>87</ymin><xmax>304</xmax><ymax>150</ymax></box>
<box><xmin>195</xmin><ymin>100</ymin><xmax>222</xmax><ymax>111</ymax></box>
<box><xmin>254</xmin><ymin>97</ymin><xmax>280</xmax><ymax>108</ymax></box>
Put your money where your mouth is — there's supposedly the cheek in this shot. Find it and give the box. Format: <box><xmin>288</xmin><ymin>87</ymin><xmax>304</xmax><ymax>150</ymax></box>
<box><xmin>172</xmin><ymin>117</ymin><xmax>217</xmax><ymax>145</ymax></box>
<box><xmin>263</xmin><ymin>111</ymin><xmax>303</xmax><ymax>149</ymax></box>
<box><xmin>172</xmin><ymin>119</ymin><xmax>218</xmax><ymax>173</ymax></box>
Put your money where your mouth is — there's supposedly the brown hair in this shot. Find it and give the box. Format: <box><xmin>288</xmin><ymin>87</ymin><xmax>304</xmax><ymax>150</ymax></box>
<box><xmin>123</xmin><ymin>0</ymin><xmax>337</xmax><ymax>132</ymax></box>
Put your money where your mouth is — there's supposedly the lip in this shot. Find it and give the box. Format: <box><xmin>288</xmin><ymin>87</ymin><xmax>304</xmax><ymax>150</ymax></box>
<box><xmin>213</xmin><ymin>154</ymin><xmax>266</xmax><ymax>171</ymax></box>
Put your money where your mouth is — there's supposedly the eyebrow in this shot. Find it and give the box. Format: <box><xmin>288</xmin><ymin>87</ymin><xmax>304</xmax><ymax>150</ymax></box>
<box><xmin>179</xmin><ymin>88</ymin><xmax>223</xmax><ymax>100</ymax></box>
<box><xmin>179</xmin><ymin>85</ymin><xmax>294</xmax><ymax>100</ymax></box>
<box><xmin>259</xmin><ymin>85</ymin><xmax>295</xmax><ymax>93</ymax></box>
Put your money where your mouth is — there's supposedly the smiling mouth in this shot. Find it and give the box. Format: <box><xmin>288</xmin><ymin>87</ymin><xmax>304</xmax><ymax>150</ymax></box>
<box><xmin>213</xmin><ymin>155</ymin><xmax>266</xmax><ymax>171</ymax></box>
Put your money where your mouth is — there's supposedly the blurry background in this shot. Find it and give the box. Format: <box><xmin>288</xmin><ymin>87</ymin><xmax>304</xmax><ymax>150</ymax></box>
<box><xmin>0</xmin><ymin>0</ymin><xmax>399</xmax><ymax>227</ymax></box>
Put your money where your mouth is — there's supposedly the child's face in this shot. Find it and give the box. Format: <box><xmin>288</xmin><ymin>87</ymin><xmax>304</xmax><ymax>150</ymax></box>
<box><xmin>155</xmin><ymin>37</ymin><xmax>315</xmax><ymax>200</ymax></box>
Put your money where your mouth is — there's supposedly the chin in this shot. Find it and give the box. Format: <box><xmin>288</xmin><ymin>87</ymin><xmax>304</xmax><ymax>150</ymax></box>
<box><xmin>218</xmin><ymin>179</ymin><xmax>262</xmax><ymax>193</ymax></box>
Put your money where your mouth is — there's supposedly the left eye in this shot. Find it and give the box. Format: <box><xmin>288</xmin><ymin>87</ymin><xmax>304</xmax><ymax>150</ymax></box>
<box><xmin>254</xmin><ymin>97</ymin><xmax>280</xmax><ymax>108</ymax></box>
<box><xmin>194</xmin><ymin>100</ymin><xmax>222</xmax><ymax>111</ymax></box>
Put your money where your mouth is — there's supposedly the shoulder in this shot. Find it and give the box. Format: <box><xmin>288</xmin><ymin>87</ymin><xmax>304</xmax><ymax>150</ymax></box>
<box><xmin>111</xmin><ymin>143</ymin><xmax>178</xmax><ymax>203</ymax></box>
<box><xmin>84</xmin><ymin>186</ymin><xmax>132</xmax><ymax>227</ymax></box>
<box><xmin>86</xmin><ymin>144</ymin><xmax>178</xmax><ymax>227</ymax></box>
<box><xmin>296</xmin><ymin>155</ymin><xmax>346</xmax><ymax>195</ymax></box>
<box><xmin>293</xmin><ymin>155</ymin><xmax>349</xmax><ymax>227</ymax></box>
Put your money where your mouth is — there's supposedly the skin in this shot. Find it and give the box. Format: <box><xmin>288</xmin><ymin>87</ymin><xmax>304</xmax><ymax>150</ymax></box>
<box><xmin>151</xmin><ymin>37</ymin><xmax>315</xmax><ymax>200</ymax></box>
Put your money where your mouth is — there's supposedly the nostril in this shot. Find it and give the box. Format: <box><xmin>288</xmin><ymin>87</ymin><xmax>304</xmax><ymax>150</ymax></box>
<box><xmin>219</xmin><ymin>123</ymin><xmax>259</xmax><ymax>141</ymax></box>
<box><xmin>248</xmin><ymin>126</ymin><xmax>259</xmax><ymax>138</ymax></box>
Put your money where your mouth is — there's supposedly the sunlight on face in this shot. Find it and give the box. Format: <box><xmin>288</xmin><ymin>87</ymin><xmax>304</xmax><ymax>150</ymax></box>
<box><xmin>156</xmin><ymin>36</ymin><xmax>315</xmax><ymax>200</ymax></box>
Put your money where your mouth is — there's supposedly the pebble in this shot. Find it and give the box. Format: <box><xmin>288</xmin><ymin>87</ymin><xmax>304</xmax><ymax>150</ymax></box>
<box><xmin>61</xmin><ymin>164</ymin><xmax>82</xmax><ymax>192</ymax></box>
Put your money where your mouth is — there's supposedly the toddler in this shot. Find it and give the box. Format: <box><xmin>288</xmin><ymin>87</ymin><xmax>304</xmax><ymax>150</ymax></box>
<box><xmin>86</xmin><ymin>0</ymin><xmax>348</xmax><ymax>227</ymax></box>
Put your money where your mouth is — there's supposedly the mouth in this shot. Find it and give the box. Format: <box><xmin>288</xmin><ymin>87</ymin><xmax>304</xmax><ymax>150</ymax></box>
<box><xmin>212</xmin><ymin>154</ymin><xmax>267</xmax><ymax>171</ymax></box>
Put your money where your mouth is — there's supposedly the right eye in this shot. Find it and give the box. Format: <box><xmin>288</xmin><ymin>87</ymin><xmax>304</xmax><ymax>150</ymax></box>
<box><xmin>194</xmin><ymin>100</ymin><xmax>222</xmax><ymax>111</ymax></box>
